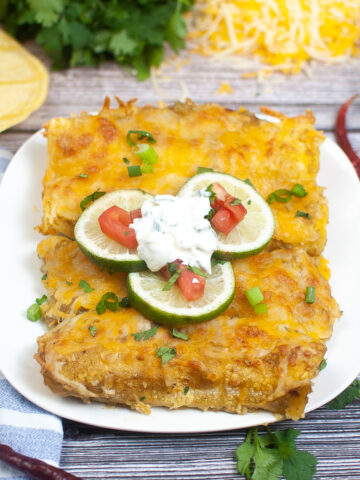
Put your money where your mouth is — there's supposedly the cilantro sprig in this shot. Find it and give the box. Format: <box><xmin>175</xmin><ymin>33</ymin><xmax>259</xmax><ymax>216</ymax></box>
<box><xmin>235</xmin><ymin>427</ymin><xmax>317</xmax><ymax>480</ymax></box>
<box><xmin>327</xmin><ymin>379</ymin><xmax>360</xmax><ymax>409</ymax></box>
<box><xmin>132</xmin><ymin>325</ymin><xmax>158</xmax><ymax>341</ymax></box>
<box><xmin>2</xmin><ymin>0</ymin><xmax>194</xmax><ymax>80</ymax></box>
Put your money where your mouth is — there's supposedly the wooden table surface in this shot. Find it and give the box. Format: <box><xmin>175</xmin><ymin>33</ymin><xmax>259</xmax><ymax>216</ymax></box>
<box><xmin>1</xmin><ymin>47</ymin><xmax>360</xmax><ymax>479</ymax></box>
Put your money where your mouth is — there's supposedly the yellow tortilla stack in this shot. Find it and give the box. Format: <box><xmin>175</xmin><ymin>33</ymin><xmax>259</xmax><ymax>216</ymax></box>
<box><xmin>0</xmin><ymin>30</ymin><xmax>49</xmax><ymax>132</ymax></box>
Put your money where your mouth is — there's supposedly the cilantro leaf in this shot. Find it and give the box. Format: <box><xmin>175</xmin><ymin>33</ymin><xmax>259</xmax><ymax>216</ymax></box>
<box><xmin>78</xmin><ymin>279</ymin><xmax>94</xmax><ymax>293</ymax></box>
<box><xmin>109</xmin><ymin>30</ymin><xmax>137</xmax><ymax>56</ymax></box>
<box><xmin>156</xmin><ymin>346</ymin><xmax>176</xmax><ymax>364</ymax></box>
<box><xmin>319</xmin><ymin>359</ymin><xmax>327</xmax><ymax>371</ymax></box>
<box><xmin>171</xmin><ymin>328</ymin><xmax>189</xmax><ymax>341</ymax></box>
<box><xmin>132</xmin><ymin>325</ymin><xmax>158</xmax><ymax>341</ymax></box>
<box><xmin>327</xmin><ymin>379</ymin><xmax>360</xmax><ymax>409</ymax></box>
<box><xmin>28</xmin><ymin>0</ymin><xmax>63</xmax><ymax>27</ymax></box>
<box><xmin>282</xmin><ymin>451</ymin><xmax>317</xmax><ymax>480</ymax></box>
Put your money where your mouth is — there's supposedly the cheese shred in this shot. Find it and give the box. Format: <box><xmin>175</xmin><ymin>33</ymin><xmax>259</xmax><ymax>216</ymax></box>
<box><xmin>187</xmin><ymin>0</ymin><xmax>360</xmax><ymax>74</ymax></box>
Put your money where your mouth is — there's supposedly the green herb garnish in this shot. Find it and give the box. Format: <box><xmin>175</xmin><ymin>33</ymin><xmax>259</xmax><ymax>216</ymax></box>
<box><xmin>127</xmin><ymin>165</ymin><xmax>142</xmax><ymax>177</ymax></box>
<box><xmin>205</xmin><ymin>184</ymin><xmax>216</xmax><ymax>204</ymax></box>
<box><xmin>140</xmin><ymin>396</ymin><xmax>146</xmax><ymax>401</ymax></box>
<box><xmin>123</xmin><ymin>157</ymin><xmax>130</xmax><ymax>164</ymax></box>
<box><xmin>186</xmin><ymin>266</ymin><xmax>207</xmax><ymax>278</ymax></box>
<box><xmin>80</xmin><ymin>190</ymin><xmax>106</xmax><ymax>211</ymax></box>
<box><xmin>230</xmin><ymin>198</ymin><xmax>242</xmax><ymax>206</ymax></box>
<box><xmin>247</xmin><ymin>200</ymin><xmax>252</xmax><ymax>205</ymax></box>
<box><xmin>162</xmin><ymin>269</ymin><xmax>182</xmax><ymax>291</ymax></box>
<box><xmin>79</xmin><ymin>173</ymin><xmax>88</xmax><ymax>178</ymax></box>
<box><xmin>244</xmin><ymin>178</ymin><xmax>255</xmax><ymax>189</ymax></box>
<box><xmin>156</xmin><ymin>346</ymin><xmax>176</xmax><ymax>364</ymax></box>
<box><xmin>235</xmin><ymin>426</ymin><xmax>317</xmax><ymax>480</ymax></box>
<box><xmin>78</xmin><ymin>279</ymin><xmax>94</xmax><ymax>293</ymax></box>
<box><xmin>205</xmin><ymin>207</ymin><xmax>216</xmax><ymax>221</ymax></box>
<box><xmin>167</xmin><ymin>262</ymin><xmax>179</xmax><ymax>275</ymax></box>
<box><xmin>36</xmin><ymin>294</ymin><xmax>47</xmax><ymax>306</ymax></box>
<box><xmin>291</xmin><ymin>183</ymin><xmax>308</xmax><ymax>198</ymax></box>
<box><xmin>27</xmin><ymin>303</ymin><xmax>42</xmax><ymax>322</ymax></box>
<box><xmin>319</xmin><ymin>359</ymin><xmax>327</xmax><ymax>371</ymax></box>
<box><xmin>305</xmin><ymin>286</ymin><xmax>315</xmax><ymax>304</ymax></box>
<box><xmin>171</xmin><ymin>329</ymin><xmax>189</xmax><ymax>341</ymax></box>
<box><xmin>184</xmin><ymin>386</ymin><xmax>189</xmax><ymax>395</ymax></box>
<box><xmin>120</xmin><ymin>296</ymin><xmax>131</xmax><ymax>308</ymax></box>
<box><xmin>41</xmin><ymin>273</ymin><xmax>47</xmax><ymax>281</ymax></box>
<box><xmin>88</xmin><ymin>325</ymin><xmax>97</xmax><ymax>337</ymax></box>
<box><xmin>96</xmin><ymin>292</ymin><xmax>119</xmax><ymax>315</ymax></box>
<box><xmin>126</xmin><ymin>130</ymin><xmax>156</xmax><ymax>147</ymax></box>
<box><xmin>132</xmin><ymin>325</ymin><xmax>158</xmax><ymax>341</ymax></box>
<box><xmin>267</xmin><ymin>189</ymin><xmax>292</xmax><ymax>204</ymax></box>
<box><xmin>327</xmin><ymin>379</ymin><xmax>360</xmax><ymax>409</ymax></box>
<box><xmin>66</xmin><ymin>280</ymin><xmax>73</xmax><ymax>286</ymax></box>
<box><xmin>296</xmin><ymin>210</ymin><xmax>310</xmax><ymax>219</ymax></box>
<box><xmin>197</xmin><ymin>166</ymin><xmax>214</xmax><ymax>174</ymax></box>
<box><xmin>134</xmin><ymin>143</ymin><xmax>158</xmax><ymax>173</ymax></box>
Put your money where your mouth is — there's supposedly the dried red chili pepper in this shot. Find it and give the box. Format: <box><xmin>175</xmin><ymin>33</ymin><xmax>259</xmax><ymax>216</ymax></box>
<box><xmin>0</xmin><ymin>443</ymin><xmax>81</xmax><ymax>480</ymax></box>
<box><xmin>335</xmin><ymin>94</ymin><xmax>360</xmax><ymax>178</ymax></box>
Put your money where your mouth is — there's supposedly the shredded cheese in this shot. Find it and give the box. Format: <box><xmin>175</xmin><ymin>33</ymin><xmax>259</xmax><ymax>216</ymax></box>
<box><xmin>187</xmin><ymin>0</ymin><xmax>360</xmax><ymax>74</ymax></box>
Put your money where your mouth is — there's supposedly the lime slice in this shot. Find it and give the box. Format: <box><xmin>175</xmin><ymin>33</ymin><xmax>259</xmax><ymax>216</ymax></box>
<box><xmin>127</xmin><ymin>262</ymin><xmax>235</xmax><ymax>327</ymax></box>
<box><xmin>178</xmin><ymin>172</ymin><xmax>275</xmax><ymax>260</ymax></box>
<box><xmin>74</xmin><ymin>189</ymin><xmax>152</xmax><ymax>272</ymax></box>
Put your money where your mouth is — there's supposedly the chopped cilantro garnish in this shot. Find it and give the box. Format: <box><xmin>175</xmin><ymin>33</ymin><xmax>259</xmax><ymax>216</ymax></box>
<box><xmin>171</xmin><ymin>329</ymin><xmax>189</xmax><ymax>341</ymax></box>
<box><xmin>205</xmin><ymin>207</ymin><xmax>216</xmax><ymax>221</ymax></box>
<box><xmin>41</xmin><ymin>273</ymin><xmax>47</xmax><ymax>281</ymax></box>
<box><xmin>79</xmin><ymin>173</ymin><xmax>88</xmax><ymax>178</ymax></box>
<box><xmin>205</xmin><ymin>184</ymin><xmax>216</xmax><ymax>204</ymax></box>
<box><xmin>120</xmin><ymin>296</ymin><xmax>131</xmax><ymax>308</ymax></box>
<box><xmin>126</xmin><ymin>130</ymin><xmax>156</xmax><ymax>147</ymax></box>
<box><xmin>80</xmin><ymin>190</ymin><xmax>106</xmax><ymax>211</ymax></box>
<box><xmin>230</xmin><ymin>198</ymin><xmax>242</xmax><ymax>206</ymax></box>
<box><xmin>247</xmin><ymin>200</ymin><xmax>252</xmax><ymax>205</ymax></box>
<box><xmin>132</xmin><ymin>325</ymin><xmax>158</xmax><ymax>341</ymax></box>
<box><xmin>127</xmin><ymin>165</ymin><xmax>142</xmax><ymax>177</ymax></box>
<box><xmin>123</xmin><ymin>157</ymin><xmax>130</xmax><ymax>164</ymax></box>
<box><xmin>78</xmin><ymin>279</ymin><xmax>94</xmax><ymax>293</ymax></box>
<box><xmin>327</xmin><ymin>379</ymin><xmax>360</xmax><ymax>409</ymax></box>
<box><xmin>140</xmin><ymin>396</ymin><xmax>146</xmax><ymax>401</ymax></box>
<box><xmin>27</xmin><ymin>303</ymin><xmax>42</xmax><ymax>322</ymax></box>
<box><xmin>96</xmin><ymin>292</ymin><xmax>119</xmax><ymax>315</ymax></box>
<box><xmin>162</xmin><ymin>269</ymin><xmax>182</xmax><ymax>291</ymax></box>
<box><xmin>36</xmin><ymin>294</ymin><xmax>47</xmax><ymax>306</ymax></box>
<box><xmin>244</xmin><ymin>178</ymin><xmax>255</xmax><ymax>189</ymax></box>
<box><xmin>296</xmin><ymin>210</ymin><xmax>311</xmax><ymax>219</ymax></box>
<box><xmin>319</xmin><ymin>359</ymin><xmax>327</xmax><ymax>371</ymax></box>
<box><xmin>184</xmin><ymin>386</ymin><xmax>189</xmax><ymax>395</ymax></box>
<box><xmin>88</xmin><ymin>325</ymin><xmax>97</xmax><ymax>337</ymax></box>
<box><xmin>187</xmin><ymin>266</ymin><xmax>207</xmax><ymax>278</ymax></box>
<box><xmin>235</xmin><ymin>426</ymin><xmax>317</xmax><ymax>480</ymax></box>
<box><xmin>66</xmin><ymin>280</ymin><xmax>73</xmax><ymax>286</ymax></box>
<box><xmin>167</xmin><ymin>262</ymin><xmax>179</xmax><ymax>276</ymax></box>
<box><xmin>156</xmin><ymin>346</ymin><xmax>176</xmax><ymax>364</ymax></box>
<box><xmin>197</xmin><ymin>166</ymin><xmax>214</xmax><ymax>174</ymax></box>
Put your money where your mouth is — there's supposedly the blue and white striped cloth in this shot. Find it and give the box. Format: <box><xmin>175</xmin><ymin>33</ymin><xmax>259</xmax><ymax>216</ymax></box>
<box><xmin>0</xmin><ymin>146</ymin><xmax>63</xmax><ymax>479</ymax></box>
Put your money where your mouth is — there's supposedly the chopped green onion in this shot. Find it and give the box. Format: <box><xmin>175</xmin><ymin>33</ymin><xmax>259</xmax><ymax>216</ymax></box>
<box><xmin>296</xmin><ymin>210</ymin><xmax>310</xmax><ymax>219</ymax></box>
<box><xmin>36</xmin><ymin>294</ymin><xmax>47</xmax><ymax>306</ymax></box>
<box><xmin>140</xmin><ymin>396</ymin><xmax>146</xmax><ymax>401</ymax></box>
<box><xmin>305</xmin><ymin>286</ymin><xmax>316</xmax><ymax>304</ymax></box>
<box><xmin>267</xmin><ymin>189</ymin><xmax>292</xmax><ymax>204</ymax></box>
<box><xmin>184</xmin><ymin>386</ymin><xmax>189</xmax><ymax>395</ymax></box>
<box><xmin>120</xmin><ymin>296</ymin><xmax>131</xmax><ymax>308</ymax></box>
<box><xmin>132</xmin><ymin>325</ymin><xmax>158</xmax><ymax>341</ymax></box>
<box><xmin>230</xmin><ymin>198</ymin><xmax>242</xmax><ymax>206</ymax></box>
<box><xmin>171</xmin><ymin>329</ymin><xmax>189</xmax><ymax>341</ymax></box>
<box><xmin>88</xmin><ymin>325</ymin><xmax>97</xmax><ymax>337</ymax></box>
<box><xmin>96</xmin><ymin>292</ymin><xmax>119</xmax><ymax>315</ymax></box>
<box><xmin>126</xmin><ymin>130</ymin><xmax>156</xmax><ymax>147</ymax></box>
<box><xmin>156</xmin><ymin>346</ymin><xmax>176</xmax><ymax>364</ymax></box>
<box><xmin>187</xmin><ymin>266</ymin><xmax>208</xmax><ymax>278</ymax></box>
<box><xmin>134</xmin><ymin>143</ymin><xmax>158</xmax><ymax>173</ymax></box>
<box><xmin>127</xmin><ymin>165</ymin><xmax>142</xmax><ymax>177</ymax></box>
<box><xmin>205</xmin><ymin>207</ymin><xmax>216</xmax><ymax>221</ymax></box>
<box><xmin>41</xmin><ymin>273</ymin><xmax>47</xmax><ymax>281</ymax></box>
<box><xmin>78</xmin><ymin>279</ymin><xmax>94</xmax><ymax>293</ymax></box>
<box><xmin>27</xmin><ymin>303</ymin><xmax>41</xmax><ymax>322</ymax></box>
<box><xmin>319</xmin><ymin>359</ymin><xmax>327</xmax><ymax>371</ymax></box>
<box><xmin>122</xmin><ymin>157</ymin><xmax>130</xmax><ymax>164</ymax></box>
<box><xmin>291</xmin><ymin>183</ymin><xmax>308</xmax><ymax>198</ymax></box>
<box><xmin>79</xmin><ymin>173</ymin><xmax>88</xmax><ymax>178</ymax></box>
<box><xmin>253</xmin><ymin>303</ymin><xmax>267</xmax><ymax>315</ymax></box>
<box><xmin>197</xmin><ymin>166</ymin><xmax>214</xmax><ymax>174</ymax></box>
<box><xmin>162</xmin><ymin>269</ymin><xmax>182</xmax><ymax>291</ymax></box>
<box><xmin>80</xmin><ymin>190</ymin><xmax>106</xmax><ymax>211</ymax></box>
<box><xmin>245</xmin><ymin>286</ymin><xmax>264</xmax><ymax>306</ymax></box>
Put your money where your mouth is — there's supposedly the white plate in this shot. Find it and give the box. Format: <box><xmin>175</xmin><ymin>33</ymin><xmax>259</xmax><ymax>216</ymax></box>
<box><xmin>0</xmin><ymin>130</ymin><xmax>359</xmax><ymax>433</ymax></box>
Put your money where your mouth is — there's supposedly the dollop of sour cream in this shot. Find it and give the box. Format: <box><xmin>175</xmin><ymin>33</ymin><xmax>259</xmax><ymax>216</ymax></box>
<box><xmin>130</xmin><ymin>190</ymin><xmax>217</xmax><ymax>273</ymax></box>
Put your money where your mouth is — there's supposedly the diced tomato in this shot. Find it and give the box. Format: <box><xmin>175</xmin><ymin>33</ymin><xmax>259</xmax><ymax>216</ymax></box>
<box><xmin>223</xmin><ymin>198</ymin><xmax>247</xmax><ymax>222</ymax></box>
<box><xmin>211</xmin><ymin>183</ymin><xmax>228</xmax><ymax>203</ymax></box>
<box><xmin>130</xmin><ymin>208</ymin><xmax>142</xmax><ymax>222</ymax></box>
<box><xmin>98</xmin><ymin>206</ymin><xmax>137</xmax><ymax>249</ymax></box>
<box><xmin>177</xmin><ymin>267</ymin><xmax>205</xmax><ymax>302</ymax></box>
<box><xmin>161</xmin><ymin>261</ymin><xmax>205</xmax><ymax>302</ymax></box>
<box><xmin>211</xmin><ymin>206</ymin><xmax>238</xmax><ymax>235</ymax></box>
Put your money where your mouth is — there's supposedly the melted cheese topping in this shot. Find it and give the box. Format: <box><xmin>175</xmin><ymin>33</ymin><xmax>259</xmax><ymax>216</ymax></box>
<box><xmin>187</xmin><ymin>0</ymin><xmax>360</xmax><ymax>74</ymax></box>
